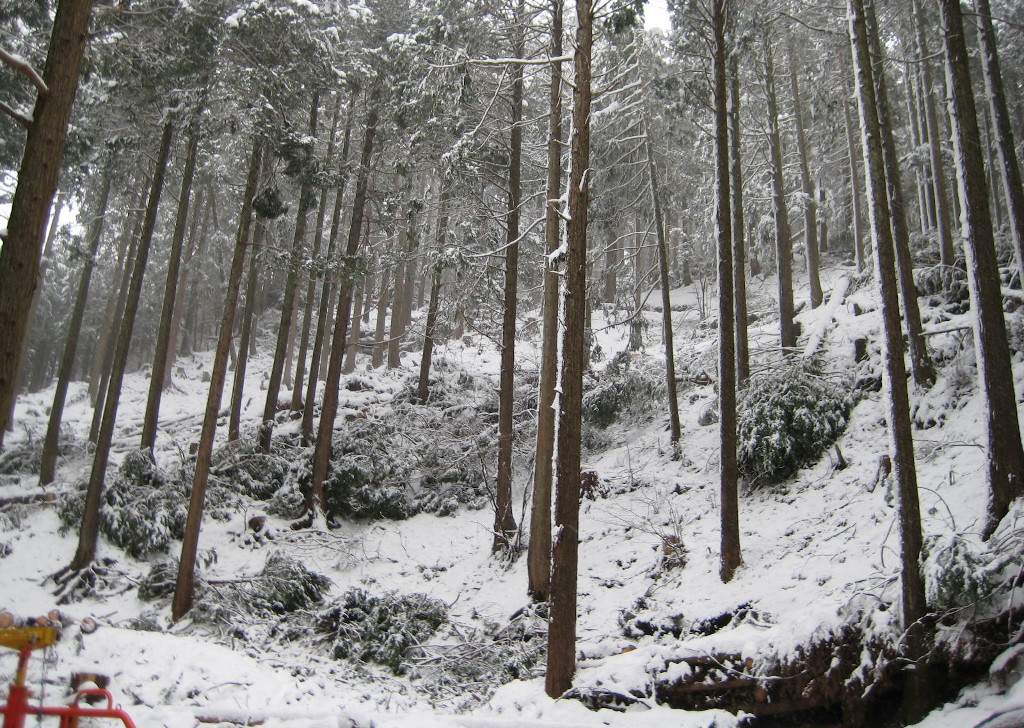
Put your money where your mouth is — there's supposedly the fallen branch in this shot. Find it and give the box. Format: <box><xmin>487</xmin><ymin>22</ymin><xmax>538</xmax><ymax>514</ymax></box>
<box><xmin>803</xmin><ymin>275</ymin><xmax>850</xmax><ymax>358</ymax></box>
<box><xmin>0</xmin><ymin>491</ymin><xmax>57</xmax><ymax>507</ymax></box>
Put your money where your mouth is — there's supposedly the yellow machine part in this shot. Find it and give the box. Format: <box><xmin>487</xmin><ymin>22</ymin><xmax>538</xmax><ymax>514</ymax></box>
<box><xmin>0</xmin><ymin>626</ymin><xmax>60</xmax><ymax>651</ymax></box>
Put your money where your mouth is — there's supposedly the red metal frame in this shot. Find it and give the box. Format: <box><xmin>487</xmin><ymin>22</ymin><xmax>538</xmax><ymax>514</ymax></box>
<box><xmin>2</xmin><ymin>634</ymin><xmax>137</xmax><ymax>728</ymax></box>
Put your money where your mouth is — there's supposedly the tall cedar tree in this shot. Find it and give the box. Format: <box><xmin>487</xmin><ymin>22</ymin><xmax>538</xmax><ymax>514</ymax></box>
<box><xmin>864</xmin><ymin>1</ymin><xmax>936</xmax><ymax>388</ymax></box>
<box><xmin>494</xmin><ymin>0</ymin><xmax>526</xmax><ymax>553</ymax></box>
<box><xmin>848</xmin><ymin>0</ymin><xmax>929</xmax><ymax>718</ymax></box>
<box><xmin>644</xmin><ymin>101</ymin><xmax>682</xmax><ymax>449</ymax></box>
<box><xmin>729</xmin><ymin>56</ymin><xmax>749</xmax><ymax>386</ymax></box>
<box><xmin>302</xmin><ymin>102</ymin><xmax>355</xmax><ymax>442</ymax></box>
<box><xmin>937</xmin><ymin>0</ymin><xmax>1024</xmax><ymax>538</ymax></box>
<box><xmin>308</xmin><ymin>102</ymin><xmax>379</xmax><ymax>524</ymax></box>
<box><xmin>787</xmin><ymin>39</ymin><xmax>822</xmax><ymax>309</ymax></box>
<box><xmin>528</xmin><ymin>0</ymin><xmax>564</xmax><ymax>602</ymax></box>
<box><xmin>546</xmin><ymin>0</ymin><xmax>591</xmax><ymax>698</ymax></box>
<box><xmin>974</xmin><ymin>0</ymin><xmax>1024</xmax><ymax>281</ymax></box>
<box><xmin>0</xmin><ymin>0</ymin><xmax>94</xmax><ymax>448</ymax></box>
<box><xmin>292</xmin><ymin>96</ymin><xmax>344</xmax><ymax>412</ymax></box>
<box><xmin>762</xmin><ymin>33</ymin><xmax>797</xmax><ymax>352</ymax></box>
<box><xmin>69</xmin><ymin>120</ymin><xmax>175</xmax><ymax>573</ymax></box>
<box><xmin>911</xmin><ymin>0</ymin><xmax>955</xmax><ymax>266</ymax></box>
<box><xmin>173</xmin><ymin>138</ymin><xmax>263</xmax><ymax>621</ymax></box>
<box><xmin>141</xmin><ymin>117</ymin><xmax>202</xmax><ymax>451</ymax></box>
<box><xmin>715</xmin><ymin>0</ymin><xmax>741</xmax><ymax>583</ymax></box>
<box><xmin>39</xmin><ymin>156</ymin><xmax>113</xmax><ymax>485</ymax></box>
<box><xmin>259</xmin><ymin>93</ymin><xmax>319</xmax><ymax>453</ymax></box>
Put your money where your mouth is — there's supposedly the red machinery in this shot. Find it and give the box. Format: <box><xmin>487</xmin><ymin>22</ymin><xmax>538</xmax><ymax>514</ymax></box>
<box><xmin>1</xmin><ymin>617</ymin><xmax>137</xmax><ymax>728</ymax></box>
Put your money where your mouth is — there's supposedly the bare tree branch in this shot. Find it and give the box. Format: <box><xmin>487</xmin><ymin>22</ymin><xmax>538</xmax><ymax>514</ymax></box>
<box><xmin>0</xmin><ymin>46</ymin><xmax>48</xmax><ymax>97</ymax></box>
<box><xmin>0</xmin><ymin>99</ymin><xmax>31</xmax><ymax>127</ymax></box>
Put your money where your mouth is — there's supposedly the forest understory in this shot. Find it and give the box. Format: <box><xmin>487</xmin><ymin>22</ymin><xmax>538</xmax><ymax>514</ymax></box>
<box><xmin>2</xmin><ymin>257</ymin><xmax>1023</xmax><ymax>728</ymax></box>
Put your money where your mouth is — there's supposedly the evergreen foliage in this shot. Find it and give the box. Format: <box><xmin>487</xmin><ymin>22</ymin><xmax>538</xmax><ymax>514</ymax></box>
<box><xmin>59</xmin><ymin>449</ymin><xmax>188</xmax><ymax>558</ymax></box>
<box><xmin>737</xmin><ymin>360</ymin><xmax>856</xmax><ymax>484</ymax></box>
<box><xmin>582</xmin><ymin>351</ymin><xmax>666</xmax><ymax>428</ymax></box>
<box><xmin>315</xmin><ymin>588</ymin><xmax>448</xmax><ymax>673</ymax></box>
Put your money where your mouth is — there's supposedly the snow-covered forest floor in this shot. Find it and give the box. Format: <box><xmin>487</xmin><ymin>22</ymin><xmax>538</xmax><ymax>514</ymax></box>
<box><xmin>2</xmin><ymin>260</ymin><xmax>1024</xmax><ymax>728</ymax></box>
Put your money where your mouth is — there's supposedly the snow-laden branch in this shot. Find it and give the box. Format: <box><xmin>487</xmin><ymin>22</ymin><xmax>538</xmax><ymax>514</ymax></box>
<box><xmin>0</xmin><ymin>47</ymin><xmax>48</xmax><ymax>98</ymax></box>
<box><xmin>0</xmin><ymin>99</ymin><xmax>31</xmax><ymax>128</ymax></box>
<box><xmin>430</xmin><ymin>53</ymin><xmax>572</xmax><ymax>70</ymax></box>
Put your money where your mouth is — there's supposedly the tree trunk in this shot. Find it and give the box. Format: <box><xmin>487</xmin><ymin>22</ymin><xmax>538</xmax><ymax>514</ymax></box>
<box><xmin>842</xmin><ymin>74</ymin><xmax>866</xmax><ymax>273</ymax></box>
<box><xmin>372</xmin><ymin>267</ymin><xmax>391</xmax><ymax>368</ymax></box>
<box><xmin>229</xmin><ymin>221</ymin><xmax>265</xmax><ymax>442</ymax></box>
<box><xmin>70</xmin><ymin>120</ymin><xmax>174</xmax><ymax>572</ymax></box>
<box><xmin>141</xmin><ymin>117</ymin><xmax>201</xmax><ymax>452</ymax></box>
<box><xmin>644</xmin><ymin>108</ymin><xmax>681</xmax><ymax>448</ymax></box>
<box><xmin>729</xmin><ymin>56</ymin><xmax>749</xmax><ymax>387</ymax></box>
<box><xmin>259</xmin><ymin>94</ymin><xmax>319</xmax><ymax>453</ymax></box>
<box><xmin>89</xmin><ymin>181</ymin><xmax>143</xmax><ymax>397</ymax></box>
<box><xmin>546</xmin><ymin>0</ymin><xmax>590</xmax><ymax>698</ymax></box>
<box><xmin>849</xmin><ymin>2</ymin><xmax>929</xmax><ymax>719</ymax></box>
<box><xmin>344</xmin><ymin>280</ymin><xmax>364</xmax><ymax>375</ymax></box>
<box><xmin>494</xmin><ymin>2</ymin><xmax>525</xmax><ymax>554</ymax></box>
<box><xmin>715</xmin><ymin>0</ymin><xmax>741</xmax><ymax>584</ymax></box>
<box><xmin>865</xmin><ymin>0</ymin><xmax>937</xmax><ymax>388</ymax></box>
<box><xmin>292</xmin><ymin>97</ymin><xmax>343</xmax><ymax>412</ymax></box>
<box><xmin>528</xmin><ymin>0</ymin><xmax>563</xmax><ymax>604</ymax></box>
<box><xmin>172</xmin><ymin>137</ymin><xmax>263</xmax><ymax>621</ymax></box>
<box><xmin>307</xmin><ymin>101</ymin><xmax>379</xmax><ymax>524</ymax></box>
<box><xmin>39</xmin><ymin>160</ymin><xmax>112</xmax><ymax>485</ymax></box>
<box><xmin>14</xmin><ymin>188</ymin><xmax>66</xmax><ymax>403</ymax></box>
<box><xmin>788</xmin><ymin>40</ymin><xmax>822</xmax><ymax>310</ymax></box>
<box><xmin>303</xmin><ymin>101</ymin><xmax>355</xmax><ymax>441</ymax></box>
<box><xmin>387</xmin><ymin>254</ymin><xmax>407</xmax><ymax>369</ymax></box>
<box><xmin>974</xmin><ymin>0</ymin><xmax>1024</xmax><ymax>282</ymax></box>
<box><xmin>416</xmin><ymin>185</ymin><xmax>449</xmax><ymax>404</ymax></box>
<box><xmin>912</xmin><ymin>0</ymin><xmax>956</xmax><ymax>267</ymax></box>
<box><xmin>0</xmin><ymin>0</ymin><xmax>94</xmax><ymax>448</ymax></box>
<box><xmin>938</xmin><ymin>0</ymin><xmax>1024</xmax><ymax>538</ymax></box>
<box><xmin>763</xmin><ymin>34</ymin><xmax>797</xmax><ymax>352</ymax></box>
<box><xmin>165</xmin><ymin>187</ymin><xmax>208</xmax><ymax>390</ymax></box>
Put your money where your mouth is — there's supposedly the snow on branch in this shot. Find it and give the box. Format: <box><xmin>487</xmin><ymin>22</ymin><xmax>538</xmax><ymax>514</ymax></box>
<box><xmin>0</xmin><ymin>99</ymin><xmax>31</xmax><ymax>128</ymax></box>
<box><xmin>0</xmin><ymin>47</ymin><xmax>48</xmax><ymax>98</ymax></box>
<box><xmin>430</xmin><ymin>53</ymin><xmax>573</xmax><ymax>70</ymax></box>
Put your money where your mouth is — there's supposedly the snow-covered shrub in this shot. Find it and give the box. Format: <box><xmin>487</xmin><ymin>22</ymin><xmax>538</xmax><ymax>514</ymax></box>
<box><xmin>191</xmin><ymin>554</ymin><xmax>330</xmax><ymax>625</ymax></box>
<box><xmin>138</xmin><ymin>559</ymin><xmax>179</xmax><ymax>602</ymax></box>
<box><xmin>247</xmin><ymin>553</ymin><xmax>332</xmax><ymax>614</ymax></box>
<box><xmin>324</xmin><ymin>420</ymin><xmax>412</xmax><ymax>521</ymax></box>
<box><xmin>583</xmin><ymin>351</ymin><xmax>665</xmax><ymax>429</ymax></box>
<box><xmin>0</xmin><ymin>505</ymin><xmax>22</xmax><ymax>558</ymax></box>
<box><xmin>922</xmin><ymin>534</ymin><xmax>989</xmax><ymax>611</ymax></box>
<box><xmin>212</xmin><ymin>439</ymin><xmax>294</xmax><ymax>501</ymax></box>
<box><xmin>315</xmin><ymin>588</ymin><xmax>448</xmax><ymax>673</ymax></box>
<box><xmin>914</xmin><ymin>262</ymin><xmax>969</xmax><ymax>310</ymax></box>
<box><xmin>58</xmin><ymin>451</ymin><xmax>188</xmax><ymax>558</ymax></box>
<box><xmin>737</xmin><ymin>359</ymin><xmax>856</xmax><ymax>484</ymax></box>
<box><xmin>414</xmin><ymin>608</ymin><xmax>547</xmax><ymax>697</ymax></box>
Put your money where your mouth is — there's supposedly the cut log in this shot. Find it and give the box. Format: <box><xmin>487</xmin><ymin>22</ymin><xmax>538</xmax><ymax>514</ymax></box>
<box><xmin>803</xmin><ymin>275</ymin><xmax>850</xmax><ymax>358</ymax></box>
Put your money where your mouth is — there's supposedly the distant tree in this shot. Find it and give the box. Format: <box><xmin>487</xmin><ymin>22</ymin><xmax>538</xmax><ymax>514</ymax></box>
<box><xmin>67</xmin><ymin>119</ymin><xmax>174</xmax><ymax>575</ymax></box>
<box><xmin>173</xmin><ymin>137</ymin><xmax>263</xmax><ymax>621</ymax></box>
<box><xmin>714</xmin><ymin>0</ymin><xmax>740</xmax><ymax>584</ymax></box>
<box><xmin>761</xmin><ymin>30</ymin><xmax>797</xmax><ymax>352</ymax></box>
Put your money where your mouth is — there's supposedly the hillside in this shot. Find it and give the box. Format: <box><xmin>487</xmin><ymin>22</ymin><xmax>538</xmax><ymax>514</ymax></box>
<box><xmin>1</xmin><ymin>261</ymin><xmax>1023</xmax><ymax>728</ymax></box>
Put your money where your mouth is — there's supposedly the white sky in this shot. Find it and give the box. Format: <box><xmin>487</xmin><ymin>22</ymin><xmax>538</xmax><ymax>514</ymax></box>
<box><xmin>644</xmin><ymin>0</ymin><xmax>671</xmax><ymax>31</ymax></box>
